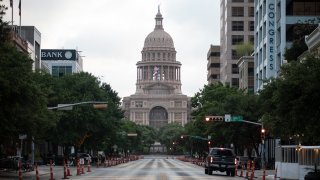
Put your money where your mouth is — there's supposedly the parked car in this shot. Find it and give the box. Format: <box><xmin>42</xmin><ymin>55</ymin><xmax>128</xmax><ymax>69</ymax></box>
<box><xmin>0</xmin><ymin>156</ymin><xmax>33</xmax><ymax>171</ymax></box>
<box><xmin>204</xmin><ymin>147</ymin><xmax>236</xmax><ymax>176</ymax></box>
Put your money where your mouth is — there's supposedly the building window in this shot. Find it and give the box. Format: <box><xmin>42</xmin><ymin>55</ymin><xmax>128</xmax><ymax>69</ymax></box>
<box><xmin>248</xmin><ymin>67</ymin><xmax>254</xmax><ymax>76</ymax></box>
<box><xmin>249</xmin><ymin>7</ymin><xmax>255</xmax><ymax>17</ymax></box>
<box><xmin>288</xmin><ymin>1</ymin><xmax>320</xmax><ymax>16</ymax></box>
<box><xmin>231</xmin><ymin>78</ymin><xmax>239</xmax><ymax>87</ymax></box>
<box><xmin>232</xmin><ymin>50</ymin><xmax>240</xmax><ymax>60</ymax></box>
<box><xmin>249</xmin><ymin>35</ymin><xmax>254</xmax><ymax>44</ymax></box>
<box><xmin>52</xmin><ymin>66</ymin><xmax>72</xmax><ymax>77</ymax></box>
<box><xmin>211</xmin><ymin>74</ymin><xmax>219</xmax><ymax>79</ymax></box>
<box><xmin>210</xmin><ymin>52</ymin><xmax>220</xmax><ymax>56</ymax></box>
<box><xmin>232</xmin><ymin>64</ymin><xmax>239</xmax><ymax>74</ymax></box>
<box><xmin>232</xmin><ymin>21</ymin><xmax>244</xmax><ymax>31</ymax></box>
<box><xmin>232</xmin><ymin>35</ymin><xmax>244</xmax><ymax>45</ymax></box>
<box><xmin>135</xmin><ymin>101</ymin><xmax>143</xmax><ymax>108</ymax></box>
<box><xmin>249</xmin><ymin>21</ymin><xmax>254</xmax><ymax>31</ymax></box>
<box><xmin>210</xmin><ymin>63</ymin><xmax>220</xmax><ymax>68</ymax></box>
<box><xmin>232</xmin><ymin>7</ymin><xmax>244</xmax><ymax>17</ymax></box>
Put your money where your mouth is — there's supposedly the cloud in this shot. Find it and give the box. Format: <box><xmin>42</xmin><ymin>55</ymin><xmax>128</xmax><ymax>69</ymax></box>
<box><xmin>3</xmin><ymin>0</ymin><xmax>220</xmax><ymax>99</ymax></box>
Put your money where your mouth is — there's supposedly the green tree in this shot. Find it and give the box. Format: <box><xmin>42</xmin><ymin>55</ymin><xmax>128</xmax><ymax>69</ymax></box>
<box><xmin>235</xmin><ymin>42</ymin><xmax>253</xmax><ymax>57</ymax></box>
<box><xmin>46</xmin><ymin>73</ymin><xmax>124</xmax><ymax>154</ymax></box>
<box><xmin>190</xmin><ymin>83</ymin><xmax>261</xmax><ymax>156</ymax></box>
<box><xmin>259</xmin><ymin>52</ymin><xmax>320</xmax><ymax>145</ymax></box>
<box><xmin>158</xmin><ymin>123</ymin><xmax>184</xmax><ymax>154</ymax></box>
<box><xmin>0</xmin><ymin>21</ymin><xmax>55</xmax><ymax>156</ymax></box>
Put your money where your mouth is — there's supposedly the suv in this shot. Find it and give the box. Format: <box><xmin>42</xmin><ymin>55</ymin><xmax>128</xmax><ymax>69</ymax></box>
<box><xmin>204</xmin><ymin>147</ymin><xmax>236</xmax><ymax>176</ymax></box>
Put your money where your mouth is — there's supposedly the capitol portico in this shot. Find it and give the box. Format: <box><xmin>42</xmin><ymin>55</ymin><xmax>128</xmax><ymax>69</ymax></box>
<box><xmin>122</xmin><ymin>8</ymin><xmax>191</xmax><ymax>129</ymax></box>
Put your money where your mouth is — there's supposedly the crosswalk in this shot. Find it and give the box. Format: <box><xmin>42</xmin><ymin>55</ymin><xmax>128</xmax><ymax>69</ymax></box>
<box><xmin>71</xmin><ymin>157</ymin><xmax>240</xmax><ymax>180</ymax></box>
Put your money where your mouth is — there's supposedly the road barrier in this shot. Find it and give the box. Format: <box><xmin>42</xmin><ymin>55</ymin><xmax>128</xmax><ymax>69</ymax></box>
<box><xmin>18</xmin><ymin>161</ymin><xmax>22</xmax><ymax>180</ymax></box>
<box><xmin>67</xmin><ymin>161</ymin><xmax>71</xmax><ymax>176</ymax></box>
<box><xmin>87</xmin><ymin>159</ymin><xmax>91</xmax><ymax>172</ymax></box>
<box><xmin>76</xmin><ymin>159</ymin><xmax>81</xmax><ymax>176</ymax></box>
<box><xmin>62</xmin><ymin>160</ymin><xmax>69</xmax><ymax>179</ymax></box>
<box><xmin>250</xmin><ymin>162</ymin><xmax>255</xmax><ymax>180</ymax></box>
<box><xmin>239</xmin><ymin>164</ymin><xmax>244</xmax><ymax>177</ymax></box>
<box><xmin>35</xmin><ymin>164</ymin><xmax>40</xmax><ymax>180</ymax></box>
<box><xmin>262</xmin><ymin>168</ymin><xmax>266</xmax><ymax>180</ymax></box>
<box><xmin>49</xmin><ymin>160</ymin><xmax>54</xmax><ymax>180</ymax></box>
<box><xmin>246</xmin><ymin>160</ymin><xmax>251</xmax><ymax>178</ymax></box>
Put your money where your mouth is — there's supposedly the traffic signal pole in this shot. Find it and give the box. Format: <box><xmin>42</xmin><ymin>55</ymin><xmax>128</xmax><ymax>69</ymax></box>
<box><xmin>47</xmin><ymin>101</ymin><xmax>108</xmax><ymax>110</ymax></box>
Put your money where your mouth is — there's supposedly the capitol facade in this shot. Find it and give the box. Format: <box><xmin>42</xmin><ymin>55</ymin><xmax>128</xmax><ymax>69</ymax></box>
<box><xmin>122</xmin><ymin>8</ymin><xmax>191</xmax><ymax>129</ymax></box>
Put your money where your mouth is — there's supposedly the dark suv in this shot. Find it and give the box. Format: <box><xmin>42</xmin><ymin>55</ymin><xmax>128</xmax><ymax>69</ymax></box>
<box><xmin>204</xmin><ymin>147</ymin><xmax>236</xmax><ymax>176</ymax></box>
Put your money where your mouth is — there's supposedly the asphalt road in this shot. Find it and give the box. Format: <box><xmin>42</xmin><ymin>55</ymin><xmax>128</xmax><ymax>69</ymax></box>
<box><xmin>1</xmin><ymin>155</ymin><xmax>273</xmax><ymax>179</ymax></box>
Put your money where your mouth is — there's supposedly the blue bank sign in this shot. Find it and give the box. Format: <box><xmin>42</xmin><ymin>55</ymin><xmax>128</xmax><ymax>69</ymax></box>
<box><xmin>41</xmin><ymin>49</ymin><xmax>77</xmax><ymax>60</ymax></box>
<box><xmin>267</xmin><ymin>0</ymin><xmax>276</xmax><ymax>76</ymax></box>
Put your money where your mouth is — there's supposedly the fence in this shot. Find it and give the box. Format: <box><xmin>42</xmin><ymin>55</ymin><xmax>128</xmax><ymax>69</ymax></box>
<box><xmin>275</xmin><ymin>145</ymin><xmax>320</xmax><ymax>180</ymax></box>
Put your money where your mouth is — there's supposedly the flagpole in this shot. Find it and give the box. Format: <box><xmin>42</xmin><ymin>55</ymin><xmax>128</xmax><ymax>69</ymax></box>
<box><xmin>11</xmin><ymin>1</ymin><xmax>13</xmax><ymax>26</ymax></box>
<box><xmin>19</xmin><ymin>0</ymin><xmax>21</xmax><ymax>36</ymax></box>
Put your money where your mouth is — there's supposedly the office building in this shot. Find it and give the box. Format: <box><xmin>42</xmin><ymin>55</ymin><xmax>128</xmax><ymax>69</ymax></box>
<box><xmin>220</xmin><ymin>0</ymin><xmax>254</xmax><ymax>87</ymax></box>
<box><xmin>207</xmin><ymin>45</ymin><xmax>221</xmax><ymax>84</ymax></box>
<box><xmin>254</xmin><ymin>0</ymin><xmax>320</xmax><ymax>92</ymax></box>
<box><xmin>41</xmin><ymin>49</ymin><xmax>83</xmax><ymax>77</ymax></box>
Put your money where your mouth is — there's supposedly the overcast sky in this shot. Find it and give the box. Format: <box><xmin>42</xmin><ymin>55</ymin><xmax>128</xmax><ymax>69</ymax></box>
<box><xmin>3</xmin><ymin>0</ymin><xmax>220</xmax><ymax>99</ymax></box>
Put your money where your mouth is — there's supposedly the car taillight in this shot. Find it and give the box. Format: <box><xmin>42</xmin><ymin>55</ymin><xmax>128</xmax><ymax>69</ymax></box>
<box><xmin>210</xmin><ymin>156</ymin><xmax>214</xmax><ymax>163</ymax></box>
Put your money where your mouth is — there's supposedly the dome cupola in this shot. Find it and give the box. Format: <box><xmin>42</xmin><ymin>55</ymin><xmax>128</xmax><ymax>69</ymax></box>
<box><xmin>143</xmin><ymin>6</ymin><xmax>174</xmax><ymax>49</ymax></box>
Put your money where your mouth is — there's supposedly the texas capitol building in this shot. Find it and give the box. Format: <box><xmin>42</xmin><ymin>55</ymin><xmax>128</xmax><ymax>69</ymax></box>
<box><xmin>122</xmin><ymin>8</ymin><xmax>191</xmax><ymax>129</ymax></box>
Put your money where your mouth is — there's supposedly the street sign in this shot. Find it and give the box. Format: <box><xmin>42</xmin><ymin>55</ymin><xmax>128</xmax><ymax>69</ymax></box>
<box><xmin>224</xmin><ymin>114</ymin><xmax>231</xmax><ymax>122</ymax></box>
<box><xmin>231</xmin><ymin>115</ymin><xmax>243</xmax><ymax>121</ymax></box>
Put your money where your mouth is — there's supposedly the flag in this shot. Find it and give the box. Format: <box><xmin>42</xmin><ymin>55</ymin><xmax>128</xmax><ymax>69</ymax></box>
<box><xmin>10</xmin><ymin>0</ymin><xmax>13</xmax><ymax>7</ymax></box>
<box><xmin>18</xmin><ymin>0</ymin><xmax>21</xmax><ymax>16</ymax></box>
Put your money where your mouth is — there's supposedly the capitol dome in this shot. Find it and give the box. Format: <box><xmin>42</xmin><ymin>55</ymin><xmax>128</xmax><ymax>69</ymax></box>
<box><xmin>143</xmin><ymin>8</ymin><xmax>175</xmax><ymax>49</ymax></box>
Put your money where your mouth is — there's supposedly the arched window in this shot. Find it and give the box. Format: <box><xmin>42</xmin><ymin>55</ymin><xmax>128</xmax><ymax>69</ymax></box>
<box><xmin>149</xmin><ymin>106</ymin><xmax>168</xmax><ymax>129</ymax></box>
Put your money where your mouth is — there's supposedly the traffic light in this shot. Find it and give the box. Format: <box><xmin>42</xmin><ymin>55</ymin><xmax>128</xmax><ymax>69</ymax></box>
<box><xmin>205</xmin><ymin>116</ymin><xmax>224</xmax><ymax>122</ymax></box>
<box><xmin>261</xmin><ymin>128</ymin><xmax>266</xmax><ymax>140</ymax></box>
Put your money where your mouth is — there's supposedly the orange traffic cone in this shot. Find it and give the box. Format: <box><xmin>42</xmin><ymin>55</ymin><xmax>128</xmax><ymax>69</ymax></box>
<box><xmin>35</xmin><ymin>164</ymin><xmax>40</xmax><ymax>180</ymax></box>
<box><xmin>262</xmin><ymin>167</ymin><xmax>266</xmax><ymax>180</ymax></box>
<box><xmin>77</xmin><ymin>159</ymin><xmax>81</xmax><ymax>176</ymax></box>
<box><xmin>87</xmin><ymin>159</ymin><xmax>91</xmax><ymax>172</ymax></box>
<box><xmin>49</xmin><ymin>160</ymin><xmax>55</xmax><ymax>180</ymax></box>
<box><xmin>18</xmin><ymin>161</ymin><xmax>23</xmax><ymax>180</ymax></box>
<box><xmin>62</xmin><ymin>160</ymin><xmax>69</xmax><ymax>179</ymax></box>
<box><xmin>67</xmin><ymin>161</ymin><xmax>71</xmax><ymax>176</ymax></box>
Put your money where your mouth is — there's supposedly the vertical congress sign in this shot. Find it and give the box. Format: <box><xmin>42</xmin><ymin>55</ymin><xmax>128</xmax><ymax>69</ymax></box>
<box><xmin>41</xmin><ymin>49</ymin><xmax>77</xmax><ymax>60</ymax></box>
<box><xmin>267</xmin><ymin>0</ymin><xmax>276</xmax><ymax>77</ymax></box>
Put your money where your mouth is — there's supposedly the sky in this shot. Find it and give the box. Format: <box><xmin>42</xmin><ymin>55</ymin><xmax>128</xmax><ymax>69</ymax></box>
<box><xmin>3</xmin><ymin>0</ymin><xmax>220</xmax><ymax>99</ymax></box>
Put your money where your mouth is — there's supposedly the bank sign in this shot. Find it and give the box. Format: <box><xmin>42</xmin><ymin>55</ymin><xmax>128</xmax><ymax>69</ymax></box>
<box><xmin>41</xmin><ymin>49</ymin><xmax>77</xmax><ymax>60</ymax></box>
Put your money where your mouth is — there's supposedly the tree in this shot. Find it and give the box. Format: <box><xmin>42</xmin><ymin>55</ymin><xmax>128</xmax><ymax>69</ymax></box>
<box><xmin>158</xmin><ymin>123</ymin><xmax>184</xmax><ymax>154</ymax></box>
<box><xmin>190</xmin><ymin>83</ymin><xmax>261</xmax><ymax>156</ymax></box>
<box><xmin>45</xmin><ymin>73</ymin><xmax>124</xmax><ymax>154</ymax></box>
<box><xmin>284</xmin><ymin>23</ymin><xmax>317</xmax><ymax>62</ymax></box>
<box><xmin>235</xmin><ymin>42</ymin><xmax>254</xmax><ymax>57</ymax></box>
<box><xmin>259</xmin><ymin>52</ymin><xmax>320</xmax><ymax>145</ymax></box>
<box><xmin>0</xmin><ymin>13</ymin><xmax>55</xmax><ymax>155</ymax></box>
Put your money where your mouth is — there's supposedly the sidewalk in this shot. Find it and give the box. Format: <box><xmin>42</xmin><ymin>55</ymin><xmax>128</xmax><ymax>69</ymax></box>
<box><xmin>235</xmin><ymin>169</ymin><xmax>276</xmax><ymax>180</ymax></box>
<box><xmin>0</xmin><ymin>165</ymin><xmax>79</xmax><ymax>179</ymax></box>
